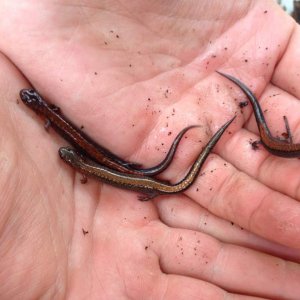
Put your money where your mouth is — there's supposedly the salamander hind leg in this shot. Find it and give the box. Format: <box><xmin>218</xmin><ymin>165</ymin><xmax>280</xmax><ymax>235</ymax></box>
<box><xmin>283</xmin><ymin>116</ymin><xmax>293</xmax><ymax>144</ymax></box>
<box><xmin>137</xmin><ymin>191</ymin><xmax>160</xmax><ymax>201</ymax></box>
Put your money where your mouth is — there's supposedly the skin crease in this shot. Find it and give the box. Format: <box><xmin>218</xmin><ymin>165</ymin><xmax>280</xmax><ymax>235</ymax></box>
<box><xmin>2</xmin><ymin>0</ymin><xmax>300</xmax><ymax>299</ymax></box>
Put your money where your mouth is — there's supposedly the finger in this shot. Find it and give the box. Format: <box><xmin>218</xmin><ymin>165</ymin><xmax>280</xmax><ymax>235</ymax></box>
<box><xmin>273</xmin><ymin>26</ymin><xmax>300</xmax><ymax>99</ymax></box>
<box><xmin>156</xmin><ymin>138</ymin><xmax>300</xmax><ymax>250</ymax></box>
<box><xmin>217</xmin><ymin>72</ymin><xmax>300</xmax><ymax>200</ymax></box>
<box><xmin>191</xmin><ymin>152</ymin><xmax>300</xmax><ymax>249</ymax></box>
<box><xmin>155</xmin><ymin>227</ymin><xmax>300</xmax><ymax>300</ymax></box>
<box><xmin>160</xmin><ymin>275</ymin><xmax>265</xmax><ymax>300</ymax></box>
<box><xmin>225</xmin><ymin>126</ymin><xmax>300</xmax><ymax>201</ymax></box>
<box><xmin>155</xmin><ymin>196</ymin><xmax>300</xmax><ymax>262</ymax></box>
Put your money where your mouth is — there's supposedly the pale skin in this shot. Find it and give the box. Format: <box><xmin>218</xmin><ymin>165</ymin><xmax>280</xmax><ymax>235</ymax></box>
<box><xmin>1</xmin><ymin>0</ymin><xmax>300</xmax><ymax>299</ymax></box>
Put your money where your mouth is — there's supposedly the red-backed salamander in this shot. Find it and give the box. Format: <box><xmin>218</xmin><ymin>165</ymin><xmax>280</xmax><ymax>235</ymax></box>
<box><xmin>59</xmin><ymin>116</ymin><xmax>236</xmax><ymax>201</ymax></box>
<box><xmin>20</xmin><ymin>88</ymin><xmax>198</xmax><ymax>175</ymax></box>
<box><xmin>217</xmin><ymin>71</ymin><xmax>300</xmax><ymax>158</ymax></box>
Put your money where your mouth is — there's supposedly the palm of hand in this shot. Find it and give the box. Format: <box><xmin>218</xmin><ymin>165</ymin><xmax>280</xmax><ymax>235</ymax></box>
<box><xmin>0</xmin><ymin>1</ymin><xmax>300</xmax><ymax>299</ymax></box>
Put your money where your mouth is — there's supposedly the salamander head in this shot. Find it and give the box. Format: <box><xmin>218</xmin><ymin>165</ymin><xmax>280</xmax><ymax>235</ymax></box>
<box><xmin>59</xmin><ymin>147</ymin><xmax>84</xmax><ymax>167</ymax></box>
<box><xmin>19</xmin><ymin>89</ymin><xmax>44</xmax><ymax>106</ymax></box>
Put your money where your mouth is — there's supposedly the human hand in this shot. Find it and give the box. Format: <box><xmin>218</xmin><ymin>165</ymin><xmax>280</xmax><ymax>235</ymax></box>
<box><xmin>0</xmin><ymin>1</ymin><xmax>300</xmax><ymax>299</ymax></box>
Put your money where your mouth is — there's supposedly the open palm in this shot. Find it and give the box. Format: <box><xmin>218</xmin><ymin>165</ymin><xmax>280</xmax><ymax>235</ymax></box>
<box><xmin>0</xmin><ymin>1</ymin><xmax>300</xmax><ymax>299</ymax></box>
